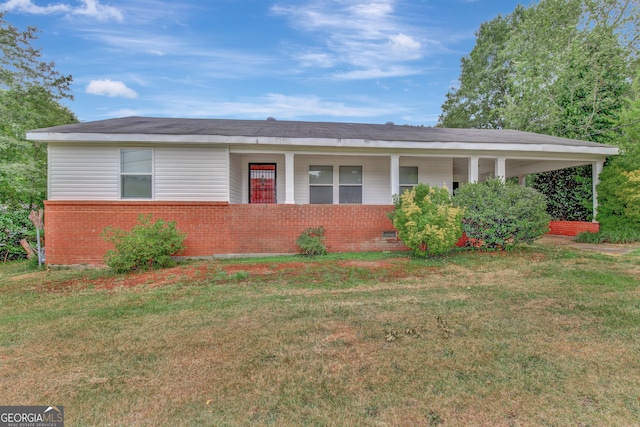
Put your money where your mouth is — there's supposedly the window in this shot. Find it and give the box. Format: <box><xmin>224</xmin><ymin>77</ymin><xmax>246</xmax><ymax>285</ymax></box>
<box><xmin>309</xmin><ymin>165</ymin><xmax>333</xmax><ymax>204</ymax></box>
<box><xmin>309</xmin><ymin>165</ymin><xmax>363</xmax><ymax>204</ymax></box>
<box><xmin>399</xmin><ymin>166</ymin><xmax>418</xmax><ymax>194</ymax></box>
<box><xmin>121</xmin><ymin>149</ymin><xmax>152</xmax><ymax>199</ymax></box>
<box><xmin>339</xmin><ymin>166</ymin><xmax>362</xmax><ymax>204</ymax></box>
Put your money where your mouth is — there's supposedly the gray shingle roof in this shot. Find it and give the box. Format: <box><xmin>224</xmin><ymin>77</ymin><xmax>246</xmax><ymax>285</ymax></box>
<box><xmin>29</xmin><ymin>116</ymin><xmax>609</xmax><ymax>148</ymax></box>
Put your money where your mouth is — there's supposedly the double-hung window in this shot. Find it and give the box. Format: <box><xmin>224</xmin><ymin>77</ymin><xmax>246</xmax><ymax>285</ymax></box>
<box><xmin>309</xmin><ymin>165</ymin><xmax>333</xmax><ymax>204</ymax></box>
<box><xmin>399</xmin><ymin>166</ymin><xmax>418</xmax><ymax>194</ymax></box>
<box><xmin>339</xmin><ymin>166</ymin><xmax>362</xmax><ymax>204</ymax></box>
<box><xmin>120</xmin><ymin>149</ymin><xmax>152</xmax><ymax>199</ymax></box>
<box><xmin>309</xmin><ymin>165</ymin><xmax>363</xmax><ymax>204</ymax></box>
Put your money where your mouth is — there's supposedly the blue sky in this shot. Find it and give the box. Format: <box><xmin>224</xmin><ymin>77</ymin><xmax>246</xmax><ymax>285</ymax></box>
<box><xmin>1</xmin><ymin>0</ymin><xmax>530</xmax><ymax>125</ymax></box>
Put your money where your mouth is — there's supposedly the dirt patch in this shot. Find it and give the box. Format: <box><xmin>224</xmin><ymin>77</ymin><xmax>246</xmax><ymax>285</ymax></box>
<box><xmin>17</xmin><ymin>257</ymin><xmax>409</xmax><ymax>292</ymax></box>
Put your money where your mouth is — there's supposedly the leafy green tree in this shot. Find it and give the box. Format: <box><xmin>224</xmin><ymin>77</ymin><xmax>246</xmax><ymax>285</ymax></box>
<box><xmin>596</xmin><ymin>70</ymin><xmax>640</xmax><ymax>231</ymax></box>
<box><xmin>438</xmin><ymin>10</ymin><xmax>521</xmax><ymax>129</ymax></box>
<box><xmin>1</xmin><ymin>13</ymin><xmax>77</xmax><ymax>209</ymax></box>
<box><xmin>438</xmin><ymin>0</ymin><xmax>638</xmax><ymax>221</ymax></box>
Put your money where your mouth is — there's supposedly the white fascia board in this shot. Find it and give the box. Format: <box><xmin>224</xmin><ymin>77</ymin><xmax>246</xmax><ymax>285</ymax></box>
<box><xmin>27</xmin><ymin>132</ymin><xmax>619</xmax><ymax>157</ymax></box>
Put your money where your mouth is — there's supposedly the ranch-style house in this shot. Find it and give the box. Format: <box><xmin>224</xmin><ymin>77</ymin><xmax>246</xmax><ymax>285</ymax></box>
<box><xmin>26</xmin><ymin>116</ymin><xmax>618</xmax><ymax>265</ymax></box>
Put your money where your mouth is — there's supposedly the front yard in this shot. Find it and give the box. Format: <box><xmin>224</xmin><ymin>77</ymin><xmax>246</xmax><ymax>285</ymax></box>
<box><xmin>1</xmin><ymin>245</ymin><xmax>639</xmax><ymax>426</ymax></box>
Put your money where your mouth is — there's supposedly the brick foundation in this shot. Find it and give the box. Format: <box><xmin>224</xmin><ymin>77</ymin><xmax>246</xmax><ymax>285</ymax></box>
<box><xmin>547</xmin><ymin>220</ymin><xmax>600</xmax><ymax>237</ymax></box>
<box><xmin>44</xmin><ymin>201</ymin><xmax>408</xmax><ymax>265</ymax></box>
<box><xmin>44</xmin><ymin>201</ymin><xmax>594</xmax><ymax>265</ymax></box>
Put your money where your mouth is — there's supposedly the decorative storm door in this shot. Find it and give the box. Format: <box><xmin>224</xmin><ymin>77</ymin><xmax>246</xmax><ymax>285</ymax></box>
<box><xmin>249</xmin><ymin>164</ymin><xmax>277</xmax><ymax>203</ymax></box>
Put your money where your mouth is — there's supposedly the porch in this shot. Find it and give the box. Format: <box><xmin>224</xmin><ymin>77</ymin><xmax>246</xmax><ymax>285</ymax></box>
<box><xmin>229</xmin><ymin>151</ymin><xmax>605</xmax><ymax>219</ymax></box>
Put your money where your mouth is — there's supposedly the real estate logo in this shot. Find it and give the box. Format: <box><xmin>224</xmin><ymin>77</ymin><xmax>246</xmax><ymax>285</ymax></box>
<box><xmin>0</xmin><ymin>406</ymin><xmax>64</xmax><ymax>427</ymax></box>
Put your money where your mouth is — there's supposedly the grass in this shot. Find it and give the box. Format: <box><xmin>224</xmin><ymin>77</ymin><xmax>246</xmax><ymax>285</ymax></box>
<box><xmin>1</xmin><ymin>246</ymin><xmax>639</xmax><ymax>426</ymax></box>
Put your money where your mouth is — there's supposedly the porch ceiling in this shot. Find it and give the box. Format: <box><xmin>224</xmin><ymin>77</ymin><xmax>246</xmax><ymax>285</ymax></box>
<box><xmin>453</xmin><ymin>158</ymin><xmax>595</xmax><ymax>178</ymax></box>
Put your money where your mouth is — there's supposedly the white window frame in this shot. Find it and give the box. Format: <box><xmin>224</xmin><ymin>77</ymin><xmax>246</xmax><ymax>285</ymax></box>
<box><xmin>338</xmin><ymin>165</ymin><xmax>363</xmax><ymax>204</ymax></box>
<box><xmin>120</xmin><ymin>148</ymin><xmax>154</xmax><ymax>199</ymax></box>
<box><xmin>309</xmin><ymin>165</ymin><xmax>334</xmax><ymax>204</ymax></box>
<box><xmin>399</xmin><ymin>166</ymin><xmax>418</xmax><ymax>194</ymax></box>
<box><xmin>308</xmin><ymin>164</ymin><xmax>365</xmax><ymax>204</ymax></box>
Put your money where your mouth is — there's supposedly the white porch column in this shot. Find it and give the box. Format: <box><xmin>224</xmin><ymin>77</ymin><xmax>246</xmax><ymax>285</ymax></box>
<box><xmin>592</xmin><ymin>160</ymin><xmax>604</xmax><ymax>221</ymax></box>
<box><xmin>495</xmin><ymin>157</ymin><xmax>506</xmax><ymax>182</ymax></box>
<box><xmin>390</xmin><ymin>154</ymin><xmax>400</xmax><ymax>200</ymax></box>
<box><xmin>468</xmin><ymin>156</ymin><xmax>479</xmax><ymax>183</ymax></box>
<box><xmin>285</xmin><ymin>152</ymin><xmax>295</xmax><ymax>204</ymax></box>
<box><xmin>518</xmin><ymin>175</ymin><xmax>527</xmax><ymax>186</ymax></box>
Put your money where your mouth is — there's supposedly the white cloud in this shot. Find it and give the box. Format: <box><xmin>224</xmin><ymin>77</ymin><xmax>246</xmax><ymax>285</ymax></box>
<box><xmin>100</xmin><ymin>93</ymin><xmax>406</xmax><ymax>121</ymax></box>
<box><xmin>333</xmin><ymin>66</ymin><xmax>421</xmax><ymax>80</ymax></box>
<box><xmin>296</xmin><ymin>52</ymin><xmax>335</xmax><ymax>68</ymax></box>
<box><xmin>272</xmin><ymin>0</ymin><xmax>431</xmax><ymax>79</ymax></box>
<box><xmin>190</xmin><ymin>93</ymin><xmax>395</xmax><ymax>119</ymax></box>
<box><xmin>0</xmin><ymin>0</ymin><xmax>69</xmax><ymax>14</ymax></box>
<box><xmin>347</xmin><ymin>2</ymin><xmax>393</xmax><ymax>19</ymax></box>
<box><xmin>0</xmin><ymin>0</ymin><xmax>123</xmax><ymax>21</ymax></box>
<box><xmin>85</xmin><ymin>79</ymin><xmax>138</xmax><ymax>98</ymax></box>
<box><xmin>387</xmin><ymin>33</ymin><xmax>422</xmax><ymax>60</ymax></box>
<box><xmin>73</xmin><ymin>0</ymin><xmax>123</xmax><ymax>22</ymax></box>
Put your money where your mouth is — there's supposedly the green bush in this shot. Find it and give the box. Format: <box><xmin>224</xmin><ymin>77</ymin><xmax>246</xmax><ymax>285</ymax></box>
<box><xmin>576</xmin><ymin>228</ymin><xmax>640</xmax><ymax>244</ymax></box>
<box><xmin>0</xmin><ymin>208</ymin><xmax>34</xmax><ymax>262</ymax></box>
<box><xmin>574</xmin><ymin>231</ymin><xmax>604</xmax><ymax>244</ymax></box>
<box><xmin>453</xmin><ymin>178</ymin><xmax>550</xmax><ymax>250</ymax></box>
<box><xmin>388</xmin><ymin>184</ymin><xmax>464</xmax><ymax>257</ymax></box>
<box><xmin>101</xmin><ymin>214</ymin><xmax>186</xmax><ymax>273</ymax></box>
<box><xmin>596</xmin><ymin>152</ymin><xmax>640</xmax><ymax>233</ymax></box>
<box><xmin>296</xmin><ymin>226</ymin><xmax>327</xmax><ymax>256</ymax></box>
<box><xmin>529</xmin><ymin>166</ymin><xmax>593</xmax><ymax>221</ymax></box>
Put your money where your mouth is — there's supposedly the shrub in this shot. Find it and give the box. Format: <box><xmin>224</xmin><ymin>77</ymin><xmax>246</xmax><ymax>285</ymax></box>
<box><xmin>296</xmin><ymin>226</ymin><xmax>327</xmax><ymax>256</ymax></box>
<box><xmin>102</xmin><ymin>214</ymin><xmax>186</xmax><ymax>273</ymax></box>
<box><xmin>453</xmin><ymin>178</ymin><xmax>550</xmax><ymax>250</ymax></box>
<box><xmin>574</xmin><ymin>231</ymin><xmax>604</xmax><ymax>244</ymax></box>
<box><xmin>388</xmin><ymin>184</ymin><xmax>464</xmax><ymax>257</ymax></box>
<box><xmin>576</xmin><ymin>228</ymin><xmax>640</xmax><ymax>244</ymax></box>
<box><xmin>529</xmin><ymin>166</ymin><xmax>593</xmax><ymax>221</ymax></box>
<box><xmin>0</xmin><ymin>208</ymin><xmax>34</xmax><ymax>262</ymax></box>
<box><xmin>596</xmin><ymin>153</ymin><xmax>640</xmax><ymax>233</ymax></box>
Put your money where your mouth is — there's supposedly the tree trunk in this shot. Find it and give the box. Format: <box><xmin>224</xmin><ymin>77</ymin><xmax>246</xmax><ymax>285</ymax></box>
<box><xmin>20</xmin><ymin>239</ymin><xmax>35</xmax><ymax>259</ymax></box>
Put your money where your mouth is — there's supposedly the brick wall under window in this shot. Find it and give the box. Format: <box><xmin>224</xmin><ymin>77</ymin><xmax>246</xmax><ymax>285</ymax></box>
<box><xmin>43</xmin><ymin>201</ymin><xmax>407</xmax><ymax>265</ymax></box>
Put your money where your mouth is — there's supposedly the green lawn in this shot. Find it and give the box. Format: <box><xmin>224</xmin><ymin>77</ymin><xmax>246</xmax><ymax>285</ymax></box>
<box><xmin>1</xmin><ymin>246</ymin><xmax>639</xmax><ymax>426</ymax></box>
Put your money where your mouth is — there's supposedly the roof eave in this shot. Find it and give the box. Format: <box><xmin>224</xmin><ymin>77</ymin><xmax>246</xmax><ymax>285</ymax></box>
<box><xmin>26</xmin><ymin>131</ymin><xmax>619</xmax><ymax>157</ymax></box>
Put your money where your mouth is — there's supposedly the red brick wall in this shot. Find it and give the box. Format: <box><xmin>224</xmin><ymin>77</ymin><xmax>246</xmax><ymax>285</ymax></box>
<box><xmin>547</xmin><ymin>220</ymin><xmax>600</xmax><ymax>236</ymax></box>
<box><xmin>44</xmin><ymin>201</ymin><xmax>407</xmax><ymax>265</ymax></box>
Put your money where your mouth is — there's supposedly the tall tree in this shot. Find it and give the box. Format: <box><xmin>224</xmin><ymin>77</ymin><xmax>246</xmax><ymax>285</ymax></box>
<box><xmin>438</xmin><ymin>9</ymin><xmax>522</xmax><ymax>129</ymax></box>
<box><xmin>596</xmin><ymin>69</ymin><xmax>640</xmax><ymax>231</ymax></box>
<box><xmin>439</xmin><ymin>0</ymin><xmax>638</xmax><ymax>220</ymax></box>
<box><xmin>0</xmin><ymin>12</ymin><xmax>77</xmax><ymax>209</ymax></box>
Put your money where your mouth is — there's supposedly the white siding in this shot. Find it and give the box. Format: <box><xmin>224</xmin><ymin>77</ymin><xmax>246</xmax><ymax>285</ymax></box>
<box><xmin>294</xmin><ymin>155</ymin><xmax>391</xmax><ymax>204</ymax></box>
<box><xmin>154</xmin><ymin>146</ymin><xmax>228</xmax><ymax>201</ymax></box>
<box><xmin>49</xmin><ymin>145</ymin><xmax>120</xmax><ymax>200</ymax></box>
<box><xmin>401</xmin><ymin>157</ymin><xmax>453</xmax><ymax>191</ymax></box>
<box><xmin>49</xmin><ymin>144</ymin><xmax>229</xmax><ymax>201</ymax></box>
<box><xmin>229</xmin><ymin>153</ymin><xmax>243</xmax><ymax>203</ymax></box>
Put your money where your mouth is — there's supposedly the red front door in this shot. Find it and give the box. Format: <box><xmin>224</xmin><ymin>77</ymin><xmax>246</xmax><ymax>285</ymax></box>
<box><xmin>249</xmin><ymin>164</ymin><xmax>276</xmax><ymax>203</ymax></box>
